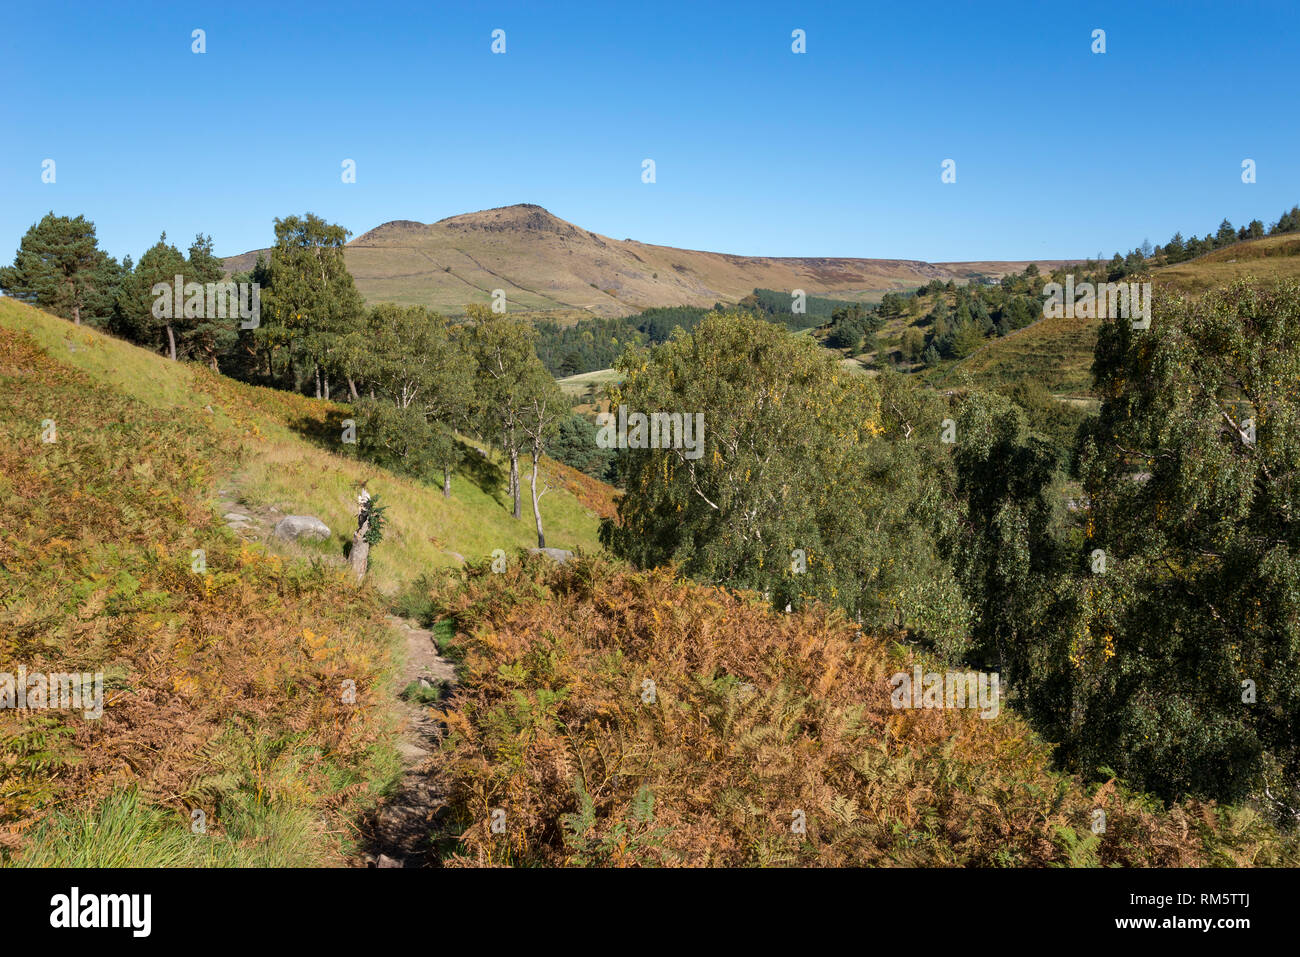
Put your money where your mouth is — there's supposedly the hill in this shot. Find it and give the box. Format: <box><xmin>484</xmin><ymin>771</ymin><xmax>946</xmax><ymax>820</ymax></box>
<box><xmin>3</xmin><ymin>295</ymin><xmax>1293</xmax><ymax>869</ymax></box>
<box><xmin>932</xmin><ymin>234</ymin><xmax>1300</xmax><ymax>396</ymax></box>
<box><xmin>224</xmin><ymin>204</ymin><xmax>1077</xmax><ymax>318</ymax></box>
<box><xmin>1154</xmin><ymin>232</ymin><xmax>1300</xmax><ymax>294</ymax></box>
<box><xmin>0</xmin><ymin>297</ymin><xmax>610</xmax><ymax>865</ymax></box>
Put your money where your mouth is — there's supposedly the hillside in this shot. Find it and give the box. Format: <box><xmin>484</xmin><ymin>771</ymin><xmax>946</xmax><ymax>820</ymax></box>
<box><xmin>932</xmin><ymin>233</ymin><xmax>1300</xmax><ymax>396</ymax></box>
<box><xmin>0</xmin><ymin>299</ymin><xmax>611</xmax><ymax>590</ymax></box>
<box><xmin>419</xmin><ymin>557</ymin><xmax>1290</xmax><ymax>866</ymax></box>
<box><xmin>0</xmin><ymin>297</ymin><xmax>610</xmax><ymax>865</ymax></box>
<box><xmin>3</xmin><ymin>295</ymin><xmax>1294</xmax><ymax>870</ymax></box>
<box><xmin>224</xmin><ymin>204</ymin><xmax>1077</xmax><ymax>318</ymax></box>
<box><xmin>1154</xmin><ymin>232</ymin><xmax>1300</xmax><ymax>294</ymax></box>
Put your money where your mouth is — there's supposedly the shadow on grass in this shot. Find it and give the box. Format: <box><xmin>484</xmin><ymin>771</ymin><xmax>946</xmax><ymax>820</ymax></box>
<box><xmin>287</xmin><ymin>410</ymin><xmax>507</xmax><ymax>502</ymax></box>
<box><xmin>457</xmin><ymin>442</ymin><xmax>506</xmax><ymax>500</ymax></box>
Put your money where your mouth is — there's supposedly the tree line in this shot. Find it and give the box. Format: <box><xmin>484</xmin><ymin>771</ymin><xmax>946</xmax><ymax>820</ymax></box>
<box><xmin>533</xmin><ymin>290</ymin><xmax>861</xmax><ymax>379</ymax></box>
<box><xmin>1096</xmin><ymin>203</ymin><xmax>1300</xmax><ymax>277</ymax></box>
<box><xmin>0</xmin><ymin>211</ymin><xmax>576</xmax><ymax>547</ymax></box>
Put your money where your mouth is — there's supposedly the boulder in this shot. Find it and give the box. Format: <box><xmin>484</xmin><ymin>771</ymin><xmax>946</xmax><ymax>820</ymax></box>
<box><xmin>273</xmin><ymin>515</ymin><xmax>331</xmax><ymax>541</ymax></box>
<box><xmin>528</xmin><ymin>547</ymin><xmax>574</xmax><ymax>565</ymax></box>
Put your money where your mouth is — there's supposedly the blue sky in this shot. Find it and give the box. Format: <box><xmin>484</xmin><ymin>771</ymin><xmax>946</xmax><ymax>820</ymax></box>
<box><xmin>2</xmin><ymin>0</ymin><xmax>1296</xmax><ymax>263</ymax></box>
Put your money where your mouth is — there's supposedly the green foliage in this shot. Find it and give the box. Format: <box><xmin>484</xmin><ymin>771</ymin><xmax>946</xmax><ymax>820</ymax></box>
<box><xmin>362</xmin><ymin>494</ymin><xmax>389</xmax><ymax>546</ymax></box>
<box><xmin>259</xmin><ymin>213</ymin><xmax>365</xmax><ymax>394</ymax></box>
<box><xmin>900</xmin><ymin>327</ymin><xmax>927</xmax><ymax>363</ymax></box>
<box><xmin>1067</xmin><ymin>280</ymin><xmax>1300</xmax><ymax>805</ymax></box>
<box><xmin>948</xmin><ymin>318</ymin><xmax>985</xmax><ymax>359</ymax></box>
<box><xmin>0</xmin><ymin>213</ymin><xmax>122</xmax><ymax>327</ymax></box>
<box><xmin>824</xmin><ymin>302</ymin><xmax>882</xmax><ymax>351</ymax></box>
<box><xmin>534</xmin><ymin>314</ymin><xmax>649</xmax><ymax>377</ymax></box>
<box><xmin>547</xmin><ymin>413</ymin><xmax>616</xmax><ymax>480</ymax></box>
<box><xmin>534</xmin><ymin>292</ymin><xmax>861</xmax><ymax>378</ymax></box>
<box><xmin>603</xmin><ymin>312</ymin><xmax>964</xmax><ymax>643</ymax></box>
<box><xmin>180</xmin><ymin>234</ymin><xmax>238</xmax><ymax>368</ymax></box>
<box><xmin>742</xmin><ymin>288</ymin><xmax>859</xmax><ymax>331</ymax></box>
<box><xmin>400</xmin><ymin>679</ymin><xmax>447</xmax><ymax>706</ymax></box>
<box><xmin>942</xmin><ymin>390</ymin><xmax>1066</xmax><ymax>675</ymax></box>
<box><xmin>112</xmin><ymin>231</ymin><xmax>237</xmax><ymax>366</ymax></box>
<box><xmin>352</xmin><ymin>397</ymin><xmax>455</xmax><ymax>482</ymax></box>
<box><xmin>115</xmin><ymin>232</ymin><xmax>187</xmax><ymax>352</ymax></box>
<box><xmin>996</xmin><ymin>377</ymin><xmax>1090</xmax><ymax>472</ymax></box>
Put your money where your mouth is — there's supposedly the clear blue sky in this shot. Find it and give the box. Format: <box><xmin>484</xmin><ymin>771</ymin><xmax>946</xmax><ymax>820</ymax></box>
<box><xmin>2</xmin><ymin>0</ymin><xmax>1296</xmax><ymax>264</ymax></box>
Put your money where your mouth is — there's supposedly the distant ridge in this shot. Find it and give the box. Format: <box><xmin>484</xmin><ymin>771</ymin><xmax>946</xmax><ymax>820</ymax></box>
<box><xmin>224</xmin><ymin>204</ymin><xmax>1078</xmax><ymax>317</ymax></box>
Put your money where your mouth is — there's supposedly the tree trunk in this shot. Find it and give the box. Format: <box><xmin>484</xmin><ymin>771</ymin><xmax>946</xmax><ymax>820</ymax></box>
<box><xmin>166</xmin><ymin>324</ymin><xmax>177</xmax><ymax>361</ymax></box>
<box><xmin>350</xmin><ymin>490</ymin><xmax>373</xmax><ymax>580</ymax></box>
<box><xmin>348</xmin><ymin>377</ymin><xmax>360</xmax><ymax>400</ymax></box>
<box><xmin>530</xmin><ymin>444</ymin><xmax>545</xmax><ymax>547</ymax></box>
<box><xmin>443</xmin><ymin>467</ymin><xmax>451</xmax><ymax>498</ymax></box>
<box><xmin>510</xmin><ymin>447</ymin><xmax>521</xmax><ymax>519</ymax></box>
<box><xmin>314</xmin><ymin>365</ymin><xmax>322</xmax><ymax>399</ymax></box>
<box><xmin>72</xmin><ymin>302</ymin><xmax>81</xmax><ymax>325</ymax></box>
<box><xmin>350</xmin><ymin>517</ymin><xmax>370</xmax><ymax>580</ymax></box>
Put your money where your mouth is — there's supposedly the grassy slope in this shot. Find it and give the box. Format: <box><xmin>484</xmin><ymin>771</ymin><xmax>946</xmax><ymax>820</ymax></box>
<box><xmin>933</xmin><ymin>312</ymin><xmax>1100</xmax><ymax>395</ymax></box>
<box><xmin>929</xmin><ymin>234</ymin><xmax>1300</xmax><ymax>396</ymax></box>
<box><xmin>557</xmin><ymin>368</ymin><xmax>622</xmax><ymax>399</ymax></box>
<box><xmin>0</xmin><ymin>305</ymin><xmax>397</xmax><ymax>865</ymax></box>
<box><xmin>0</xmin><ymin>297</ymin><xmax>611</xmax><ymax>865</ymax></box>
<box><xmin>1154</xmin><ymin>233</ymin><xmax>1300</xmax><ymax>294</ymax></box>
<box><xmin>0</xmin><ymin>300</ymin><xmax>611</xmax><ymax>594</ymax></box>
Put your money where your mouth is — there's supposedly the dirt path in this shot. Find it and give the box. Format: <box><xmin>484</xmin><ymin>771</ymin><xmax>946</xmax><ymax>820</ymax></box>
<box><xmin>363</xmin><ymin>616</ymin><xmax>457</xmax><ymax>867</ymax></box>
<box><xmin>213</xmin><ymin>481</ymin><xmax>457</xmax><ymax>865</ymax></box>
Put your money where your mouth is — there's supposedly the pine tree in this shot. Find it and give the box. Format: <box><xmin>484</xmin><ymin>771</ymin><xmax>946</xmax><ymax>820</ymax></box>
<box><xmin>179</xmin><ymin>234</ymin><xmax>232</xmax><ymax>369</ymax></box>
<box><xmin>0</xmin><ymin>213</ymin><xmax>121</xmax><ymax>325</ymax></box>
<box><xmin>117</xmin><ymin>233</ymin><xmax>186</xmax><ymax>358</ymax></box>
<box><xmin>263</xmin><ymin>214</ymin><xmax>364</xmax><ymax>396</ymax></box>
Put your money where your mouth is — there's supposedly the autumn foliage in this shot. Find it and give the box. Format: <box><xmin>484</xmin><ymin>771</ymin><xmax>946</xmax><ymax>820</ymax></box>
<box><xmin>429</xmin><ymin>555</ymin><xmax>1294</xmax><ymax>866</ymax></box>
<box><xmin>0</xmin><ymin>325</ymin><xmax>396</xmax><ymax>863</ymax></box>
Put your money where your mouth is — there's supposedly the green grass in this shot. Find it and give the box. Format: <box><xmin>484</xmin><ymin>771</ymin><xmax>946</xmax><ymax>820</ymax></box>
<box><xmin>927</xmin><ymin>313</ymin><xmax>1101</xmax><ymax>395</ymax></box>
<box><xmin>18</xmin><ymin>787</ymin><xmax>338</xmax><ymax>868</ymax></box>
<box><xmin>0</xmin><ymin>300</ymin><xmax>610</xmax><ymax>595</ymax></box>
<box><xmin>557</xmin><ymin>367</ymin><xmax>622</xmax><ymax>398</ymax></box>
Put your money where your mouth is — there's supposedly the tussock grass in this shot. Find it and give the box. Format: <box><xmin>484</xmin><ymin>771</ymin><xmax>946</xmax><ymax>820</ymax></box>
<box><xmin>18</xmin><ymin>787</ymin><xmax>336</xmax><ymax>868</ymax></box>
